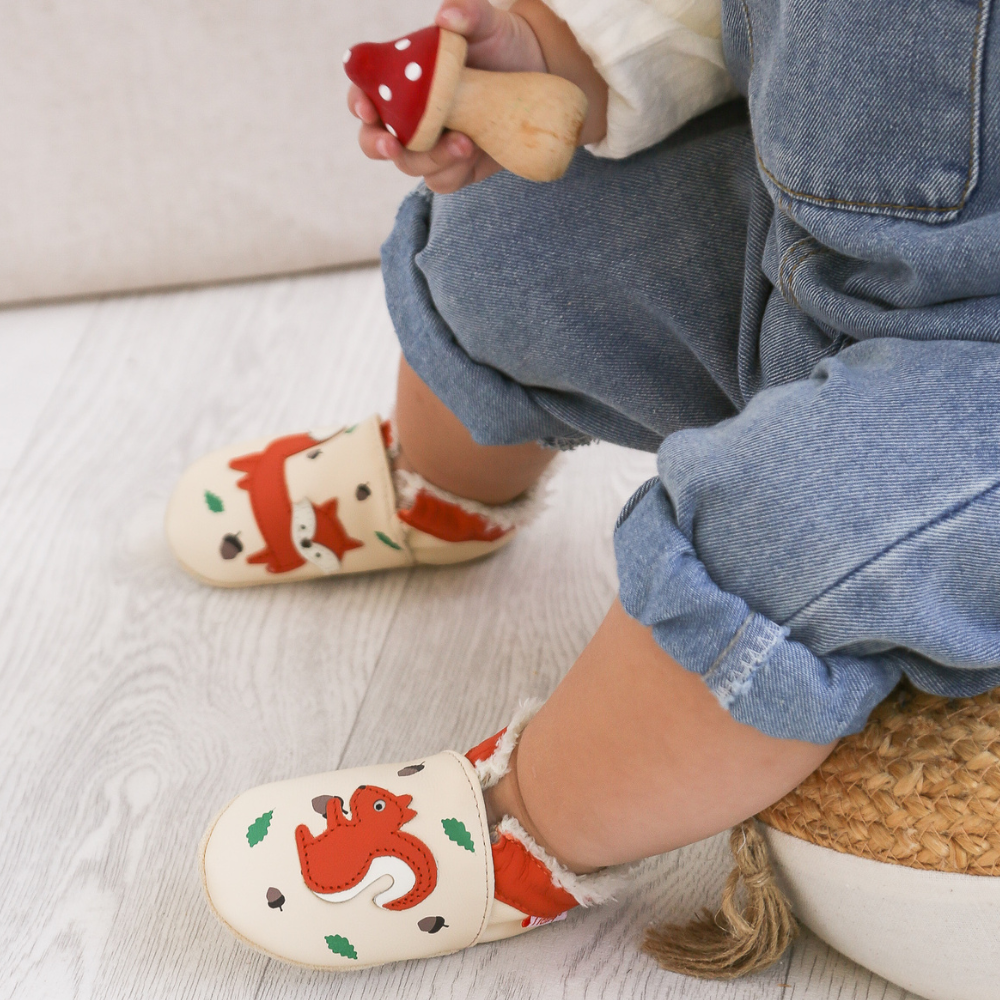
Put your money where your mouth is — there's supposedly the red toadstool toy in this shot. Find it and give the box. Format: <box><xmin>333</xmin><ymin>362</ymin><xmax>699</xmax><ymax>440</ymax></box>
<box><xmin>344</xmin><ymin>26</ymin><xmax>588</xmax><ymax>182</ymax></box>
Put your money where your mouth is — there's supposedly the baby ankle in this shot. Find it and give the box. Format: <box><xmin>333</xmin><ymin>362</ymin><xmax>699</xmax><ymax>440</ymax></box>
<box><xmin>467</xmin><ymin>703</ymin><xmax>629</xmax><ymax>922</ymax></box>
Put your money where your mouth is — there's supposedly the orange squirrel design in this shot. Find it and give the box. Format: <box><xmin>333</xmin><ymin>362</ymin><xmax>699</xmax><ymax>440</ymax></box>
<box><xmin>295</xmin><ymin>786</ymin><xmax>438</xmax><ymax>911</ymax></box>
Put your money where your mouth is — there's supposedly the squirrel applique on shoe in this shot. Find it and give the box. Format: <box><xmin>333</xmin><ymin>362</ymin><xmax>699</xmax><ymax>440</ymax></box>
<box><xmin>166</xmin><ymin>414</ymin><xmax>541</xmax><ymax>587</ymax></box>
<box><xmin>200</xmin><ymin>704</ymin><xmax>623</xmax><ymax>969</ymax></box>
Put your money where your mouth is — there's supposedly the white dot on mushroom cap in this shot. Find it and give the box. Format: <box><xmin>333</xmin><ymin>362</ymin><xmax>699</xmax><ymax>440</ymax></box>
<box><xmin>404</xmin><ymin>62</ymin><xmax>422</xmax><ymax>81</ymax></box>
<box><xmin>395</xmin><ymin>38</ymin><xmax>411</xmax><ymax>50</ymax></box>
<box><xmin>378</xmin><ymin>84</ymin><xmax>392</xmax><ymax>101</ymax></box>
<box><xmin>385</xmin><ymin>124</ymin><xmax>398</xmax><ymax>137</ymax></box>
<box><xmin>343</xmin><ymin>49</ymin><xmax>351</xmax><ymax>63</ymax></box>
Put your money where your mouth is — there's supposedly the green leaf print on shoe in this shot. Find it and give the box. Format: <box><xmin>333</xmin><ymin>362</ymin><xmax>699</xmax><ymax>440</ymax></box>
<box><xmin>325</xmin><ymin>934</ymin><xmax>358</xmax><ymax>959</ymax></box>
<box><xmin>246</xmin><ymin>810</ymin><xmax>273</xmax><ymax>847</ymax></box>
<box><xmin>204</xmin><ymin>490</ymin><xmax>224</xmax><ymax>513</ymax></box>
<box><xmin>442</xmin><ymin>818</ymin><xmax>475</xmax><ymax>852</ymax></box>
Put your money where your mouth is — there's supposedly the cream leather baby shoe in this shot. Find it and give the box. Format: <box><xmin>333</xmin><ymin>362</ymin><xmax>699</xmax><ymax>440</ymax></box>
<box><xmin>200</xmin><ymin>705</ymin><xmax>623</xmax><ymax>969</ymax></box>
<box><xmin>166</xmin><ymin>414</ymin><xmax>541</xmax><ymax>587</ymax></box>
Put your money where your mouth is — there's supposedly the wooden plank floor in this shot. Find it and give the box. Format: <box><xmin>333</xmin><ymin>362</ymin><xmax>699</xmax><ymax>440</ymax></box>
<box><xmin>0</xmin><ymin>268</ymin><xmax>921</xmax><ymax>1000</ymax></box>
<box><xmin>0</xmin><ymin>299</ymin><xmax>94</xmax><ymax>491</ymax></box>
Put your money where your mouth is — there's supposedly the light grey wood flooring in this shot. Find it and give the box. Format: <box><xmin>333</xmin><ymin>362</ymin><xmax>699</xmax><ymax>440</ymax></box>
<box><xmin>0</xmin><ymin>268</ymin><xmax>922</xmax><ymax>999</ymax></box>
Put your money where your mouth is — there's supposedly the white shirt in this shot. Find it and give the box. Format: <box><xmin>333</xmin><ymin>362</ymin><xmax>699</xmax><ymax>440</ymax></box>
<box><xmin>496</xmin><ymin>0</ymin><xmax>736</xmax><ymax>159</ymax></box>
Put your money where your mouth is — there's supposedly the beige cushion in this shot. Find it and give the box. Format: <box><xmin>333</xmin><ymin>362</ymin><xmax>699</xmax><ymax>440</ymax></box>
<box><xmin>0</xmin><ymin>1</ymin><xmax>437</xmax><ymax>304</ymax></box>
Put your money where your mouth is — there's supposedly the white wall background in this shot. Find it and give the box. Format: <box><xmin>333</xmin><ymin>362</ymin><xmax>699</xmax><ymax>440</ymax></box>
<box><xmin>0</xmin><ymin>0</ymin><xmax>438</xmax><ymax>304</ymax></box>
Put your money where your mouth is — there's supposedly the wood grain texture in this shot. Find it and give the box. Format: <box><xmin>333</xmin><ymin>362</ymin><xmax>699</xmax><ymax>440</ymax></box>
<box><xmin>0</xmin><ymin>268</ymin><xmax>905</xmax><ymax>1000</ymax></box>
<box><xmin>0</xmin><ymin>299</ymin><xmax>94</xmax><ymax>492</ymax></box>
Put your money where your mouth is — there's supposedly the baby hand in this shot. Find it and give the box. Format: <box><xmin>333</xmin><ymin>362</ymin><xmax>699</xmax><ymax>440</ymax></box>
<box><xmin>348</xmin><ymin>0</ymin><xmax>547</xmax><ymax>194</ymax></box>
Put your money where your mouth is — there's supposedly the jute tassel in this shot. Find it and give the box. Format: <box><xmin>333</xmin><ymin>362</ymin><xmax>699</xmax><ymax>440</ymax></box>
<box><xmin>642</xmin><ymin>819</ymin><xmax>797</xmax><ymax>979</ymax></box>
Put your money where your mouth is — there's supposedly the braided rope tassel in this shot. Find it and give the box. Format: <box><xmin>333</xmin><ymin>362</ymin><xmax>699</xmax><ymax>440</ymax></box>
<box><xmin>642</xmin><ymin>820</ymin><xmax>797</xmax><ymax>979</ymax></box>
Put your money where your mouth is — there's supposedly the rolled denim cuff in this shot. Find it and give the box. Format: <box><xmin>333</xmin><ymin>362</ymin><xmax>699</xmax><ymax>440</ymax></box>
<box><xmin>614</xmin><ymin>481</ymin><xmax>901</xmax><ymax>744</ymax></box>
<box><xmin>382</xmin><ymin>187</ymin><xmax>593</xmax><ymax>451</ymax></box>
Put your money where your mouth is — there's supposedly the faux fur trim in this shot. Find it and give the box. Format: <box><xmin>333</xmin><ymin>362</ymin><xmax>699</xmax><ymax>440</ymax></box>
<box><xmin>495</xmin><ymin>815</ymin><xmax>630</xmax><ymax>908</ymax></box>
<box><xmin>392</xmin><ymin>462</ymin><xmax>556</xmax><ymax>534</ymax></box>
<box><xmin>475</xmin><ymin>699</ymin><xmax>543</xmax><ymax>789</ymax></box>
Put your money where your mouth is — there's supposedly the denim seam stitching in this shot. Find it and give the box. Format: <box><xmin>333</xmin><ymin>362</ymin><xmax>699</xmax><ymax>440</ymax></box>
<box><xmin>785</xmin><ymin>245</ymin><xmax>827</xmax><ymax>311</ymax></box>
<box><xmin>705</xmin><ymin>614</ymin><xmax>782</xmax><ymax>708</ymax></box>
<box><xmin>704</xmin><ymin>615</ymin><xmax>753</xmax><ymax>686</ymax></box>
<box><xmin>777</xmin><ymin>236</ymin><xmax>814</xmax><ymax>300</ymax></box>
<box><xmin>738</xmin><ymin>0</ymin><xmax>755</xmax><ymax>68</ymax></box>
<box><xmin>753</xmin><ymin>0</ymin><xmax>989</xmax><ymax>215</ymax></box>
<box><xmin>778</xmin><ymin>238</ymin><xmax>819</xmax><ymax>307</ymax></box>
<box><xmin>784</xmin><ymin>476</ymin><xmax>1000</xmax><ymax>626</ymax></box>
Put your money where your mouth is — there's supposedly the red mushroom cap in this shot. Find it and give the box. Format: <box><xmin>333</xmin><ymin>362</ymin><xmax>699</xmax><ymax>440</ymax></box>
<box><xmin>343</xmin><ymin>26</ymin><xmax>441</xmax><ymax>147</ymax></box>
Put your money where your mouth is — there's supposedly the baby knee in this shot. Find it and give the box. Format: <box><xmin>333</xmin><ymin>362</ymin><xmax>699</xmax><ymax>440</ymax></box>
<box><xmin>416</xmin><ymin>179</ymin><xmax>570</xmax><ymax>381</ymax></box>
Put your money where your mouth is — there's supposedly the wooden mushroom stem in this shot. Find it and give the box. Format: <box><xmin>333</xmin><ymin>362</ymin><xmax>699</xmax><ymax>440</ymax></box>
<box><xmin>408</xmin><ymin>30</ymin><xmax>588</xmax><ymax>183</ymax></box>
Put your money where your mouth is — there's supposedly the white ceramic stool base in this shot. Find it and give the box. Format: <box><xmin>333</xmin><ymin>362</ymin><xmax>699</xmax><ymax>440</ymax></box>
<box><xmin>763</xmin><ymin>826</ymin><xmax>1000</xmax><ymax>1000</ymax></box>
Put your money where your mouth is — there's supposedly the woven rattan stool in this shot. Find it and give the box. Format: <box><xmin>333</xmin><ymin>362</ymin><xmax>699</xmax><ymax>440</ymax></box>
<box><xmin>646</xmin><ymin>684</ymin><xmax>1000</xmax><ymax>999</ymax></box>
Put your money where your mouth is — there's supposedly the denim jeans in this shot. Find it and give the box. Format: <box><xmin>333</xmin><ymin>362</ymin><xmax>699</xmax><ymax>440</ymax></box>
<box><xmin>381</xmin><ymin>0</ymin><xmax>1000</xmax><ymax>743</ymax></box>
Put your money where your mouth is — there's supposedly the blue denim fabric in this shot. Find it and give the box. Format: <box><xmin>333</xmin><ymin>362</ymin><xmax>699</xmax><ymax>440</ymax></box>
<box><xmin>382</xmin><ymin>4</ymin><xmax>1000</xmax><ymax>743</ymax></box>
<box><xmin>382</xmin><ymin>101</ymin><xmax>754</xmax><ymax>452</ymax></box>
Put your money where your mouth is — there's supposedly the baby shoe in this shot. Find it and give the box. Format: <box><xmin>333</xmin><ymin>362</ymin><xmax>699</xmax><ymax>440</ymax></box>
<box><xmin>200</xmin><ymin>704</ymin><xmax>623</xmax><ymax>968</ymax></box>
<box><xmin>166</xmin><ymin>414</ymin><xmax>542</xmax><ymax>586</ymax></box>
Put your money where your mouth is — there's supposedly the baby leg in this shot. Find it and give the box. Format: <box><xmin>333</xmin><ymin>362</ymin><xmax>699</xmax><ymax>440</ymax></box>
<box><xmin>394</xmin><ymin>357</ymin><xmax>554</xmax><ymax>504</ymax></box>
<box><xmin>486</xmin><ymin>600</ymin><xmax>834</xmax><ymax>873</ymax></box>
